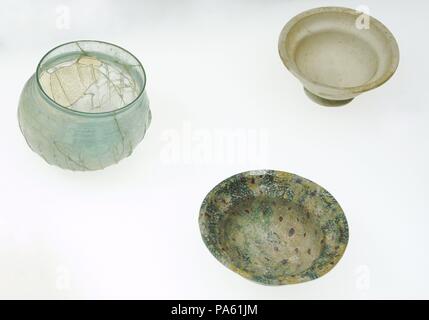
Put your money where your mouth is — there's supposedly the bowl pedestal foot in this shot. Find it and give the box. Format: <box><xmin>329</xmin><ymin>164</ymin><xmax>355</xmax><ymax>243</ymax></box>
<box><xmin>304</xmin><ymin>88</ymin><xmax>353</xmax><ymax>107</ymax></box>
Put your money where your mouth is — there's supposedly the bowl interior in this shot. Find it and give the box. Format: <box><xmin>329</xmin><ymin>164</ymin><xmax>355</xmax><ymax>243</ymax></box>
<box><xmin>220</xmin><ymin>195</ymin><xmax>324</xmax><ymax>277</ymax></box>
<box><xmin>199</xmin><ymin>170</ymin><xmax>349</xmax><ymax>285</ymax></box>
<box><xmin>37</xmin><ymin>41</ymin><xmax>146</xmax><ymax>113</ymax></box>
<box><xmin>280</xmin><ymin>8</ymin><xmax>399</xmax><ymax>90</ymax></box>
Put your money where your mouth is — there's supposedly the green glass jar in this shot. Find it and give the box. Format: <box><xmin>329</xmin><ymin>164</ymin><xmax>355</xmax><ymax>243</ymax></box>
<box><xmin>18</xmin><ymin>40</ymin><xmax>151</xmax><ymax>171</ymax></box>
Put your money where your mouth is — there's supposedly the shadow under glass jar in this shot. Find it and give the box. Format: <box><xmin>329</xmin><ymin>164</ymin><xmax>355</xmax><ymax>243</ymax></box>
<box><xmin>18</xmin><ymin>40</ymin><xmax>151</xmax><ymax>171</ymax></box>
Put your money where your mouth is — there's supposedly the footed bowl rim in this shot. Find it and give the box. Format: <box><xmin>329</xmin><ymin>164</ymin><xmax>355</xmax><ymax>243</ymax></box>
<box><xmin>278</xmin><ymin>6</ymin><xmax>400</xmax><ymax>95</ymax></box>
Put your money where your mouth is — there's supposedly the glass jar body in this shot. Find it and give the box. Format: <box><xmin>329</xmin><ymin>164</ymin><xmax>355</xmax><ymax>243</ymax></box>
<box><xmin>18</xmin><ymin>75</ymin><xmax>151</xmax><ymax>171</ymax></box>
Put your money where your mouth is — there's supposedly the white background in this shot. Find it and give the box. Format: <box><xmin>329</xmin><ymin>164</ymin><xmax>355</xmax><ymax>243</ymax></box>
<box><xmin>0</xmin><ymin>0</ymin><xmax>428</xmax><ymax>299</ymax></box>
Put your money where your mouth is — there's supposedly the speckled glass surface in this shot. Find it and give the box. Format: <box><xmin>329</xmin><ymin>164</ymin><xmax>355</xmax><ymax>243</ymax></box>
<box><xmin>199</xmin><ymin>170</ymin><xmax>349</xmax><ymax>285</ymax></box>
<box><xmin>18</xmin><ymin>40</ymin><xmax>151</xmax><ymax>170</ymax></box>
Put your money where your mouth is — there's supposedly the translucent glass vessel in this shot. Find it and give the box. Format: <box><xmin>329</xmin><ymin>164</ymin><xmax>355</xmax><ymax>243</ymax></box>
<box><xmin>18</xmin><ymin>40</ymin><xmax>151</xmax><ymax>170</ymax></box>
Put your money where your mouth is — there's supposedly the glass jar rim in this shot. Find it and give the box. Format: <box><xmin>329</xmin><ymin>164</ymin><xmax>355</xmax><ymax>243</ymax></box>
<box><xmin>36</xmin><ymin>40</ymin><xmax>147</xmax><ymax>117</ymax></box>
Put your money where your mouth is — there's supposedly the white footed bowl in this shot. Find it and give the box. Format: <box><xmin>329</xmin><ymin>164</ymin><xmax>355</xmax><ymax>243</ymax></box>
<box><xmin>279</xmin><ymin>7</ymin><xmax>399</xmax><ymax>106</ymax></box>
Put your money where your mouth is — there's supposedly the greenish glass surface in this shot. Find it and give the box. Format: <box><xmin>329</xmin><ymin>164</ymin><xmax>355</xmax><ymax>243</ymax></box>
<box><xmin>18</xmin><ymin>40</ymin><xmax>151</xmax><ymax>171</ymax></box>
<box><xmin>199</xmin><ymin>170</ymin><xmax>348</xmax><ymax>285</ymax></box>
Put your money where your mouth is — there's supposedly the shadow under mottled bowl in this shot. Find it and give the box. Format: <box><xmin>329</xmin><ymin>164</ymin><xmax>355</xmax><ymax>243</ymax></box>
<box><xmin>199</xmin><ymin>170</ymin><xmax>349</xmax><ymax>285</ymax></box>
<box><xmin>278</xmin><ymin>7</ymin><xmax>399</xmax><ymax>106</ymax></box>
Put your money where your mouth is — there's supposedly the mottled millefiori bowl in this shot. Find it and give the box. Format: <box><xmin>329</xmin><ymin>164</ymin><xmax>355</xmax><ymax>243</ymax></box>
<box><xmin>199</xmin><ymin>170</ymin><xmax>348</xmax><ymax>285</ymax></box>
<box><xmin>279</xmin><ymin>7</ymin><xmax>399</xmax><ymax>106</ymax></box>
